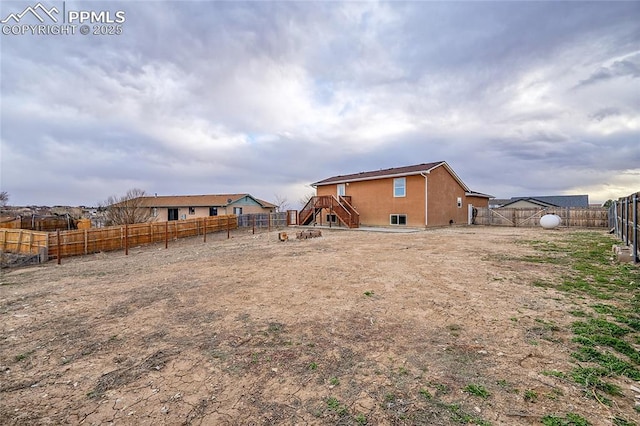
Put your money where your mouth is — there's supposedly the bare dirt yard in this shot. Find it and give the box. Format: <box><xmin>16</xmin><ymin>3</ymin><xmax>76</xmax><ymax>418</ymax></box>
<box><xmin>1</xmin><ymin>226</ymin><xmax>637</xmax><ymax>425</ymax></box>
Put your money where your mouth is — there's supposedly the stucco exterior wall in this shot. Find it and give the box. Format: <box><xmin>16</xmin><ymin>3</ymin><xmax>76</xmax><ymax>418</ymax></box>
<box><xmin>466</xmin><ymin>196</ymin><xmax>489</xmax><ymax>212</ymax></box>
<box><xmin>317</xmin><ymin>174</ymin><xmax>427</xmax><ymax>227</ymax></box>
<box><xmin>150</xmin><ymin>206</ymin><xmax>226</xmax><ymax>222</ymax></box>
<box><xmin>425</xmin><ymin>166</ymin><xmax>468</xmax><ymax>226</ymax></box>
<box><xmin>315</xmin><ymin>165</ymin><xmax>486</xmax><ymax>228</ymax></box>
<box><xmin>148</xmin><ymin>204</ymin><xmax>272</xmax><ymax>222</ymax></box>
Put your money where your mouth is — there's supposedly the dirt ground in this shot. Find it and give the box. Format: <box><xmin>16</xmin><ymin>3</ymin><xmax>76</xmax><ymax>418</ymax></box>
<box><xmin>0</xmin><ymin>226</ymin><xmax>637</xmax><ymax>425</ymax></box>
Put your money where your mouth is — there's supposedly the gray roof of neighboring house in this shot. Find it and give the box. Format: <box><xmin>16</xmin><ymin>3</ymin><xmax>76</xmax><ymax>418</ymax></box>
<box><xmin>499</xmin><ymin>195</ymin><xmax>589</xmax><ymax>208</ymax></box>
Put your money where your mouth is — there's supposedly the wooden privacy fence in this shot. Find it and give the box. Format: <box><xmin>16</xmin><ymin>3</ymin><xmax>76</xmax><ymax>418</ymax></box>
<box><xmin>0</xmin><ymin>215</ymin><xmax>238</xmax><ymax>263</ymax></box>
<box><xmin>0</xmin><ymin>217</ymin><xmax>21</xmax><ymax>229</ymax></box>
<box><xmin>473</xmin><ymin>207</ymin><xmax>608</xmax><ymax>228</ymax></box>
<box><xmin>0</xmin><ymin>215</ymin><xmax>76</xmax><ymax>231</ymax></box>
<box><xmin>610</xmin><ymin>192</ymin><xmax>639</xmax><ymax>263</ymax></box>
<box><xmin>1</xmin><ymin>229</ymin><xmax>49</xmax><ymax>258</ymax></box>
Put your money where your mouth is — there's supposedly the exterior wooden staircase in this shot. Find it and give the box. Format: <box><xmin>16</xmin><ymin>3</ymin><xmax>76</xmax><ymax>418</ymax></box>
<box><xmin>299</xmin><ymin>195</ymin><xmax>360</xmax><ymax>228</ymax></box>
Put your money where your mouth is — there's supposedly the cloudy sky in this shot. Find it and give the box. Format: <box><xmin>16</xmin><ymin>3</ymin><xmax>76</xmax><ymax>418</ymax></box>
<box><xmin>1</xmin><ymin>0</ymin><xmax>639</xmax><ymax>208</ymax></box>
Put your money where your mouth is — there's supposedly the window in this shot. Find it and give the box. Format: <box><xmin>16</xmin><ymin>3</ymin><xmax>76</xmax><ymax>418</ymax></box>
<box><xmin>209</xmin><ymin>207</ymin><xmax>218</xmax><ymax>216</ymax></box>
<box><xmin>168</xmin><ymin>208</ymin><xmax>178</xmax><ymax>221</ymax></box>
<box><xmin>394</xmin><ymin>178</ymin><xmax>406</xmax><ymax>197</ymax></box>
<box><xmin>337</xmin><ymin>184</ymin><xmax>345</xmax><ymax>197</ymax></box>
<box><xmin>233</xmin><ymin>207</ymin><xmax>243</xmax><ymax>215</ymax></box>
<box><xmin>326</xmin><ymin>214</ymin><xmax>337</xmax><ymax>223</ymax></box>
<box><xmin>457</xmin><ymin>197</ymin><xmax>462</xmax><ymax>208</ymax></box>
<box><xmin>390</xmin><ymin>214</ymin><xmax>407</xmax><ymax>225</ymax></box>
<box><xmin>189</xmin><ymin>207</ymin><xmax>196</xmax><ymax>215</ymax></box>
<box><xmin>152</xmin><ymin>208</ymin><xmax>158</xmax><ymax>217</ymax></box>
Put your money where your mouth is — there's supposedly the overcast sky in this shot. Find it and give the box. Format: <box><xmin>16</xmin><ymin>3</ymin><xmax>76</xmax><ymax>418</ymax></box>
<box><xmin>1</xmin><ymin>1</ymin><xmax>638</xmax><ymax>208</ymax></box>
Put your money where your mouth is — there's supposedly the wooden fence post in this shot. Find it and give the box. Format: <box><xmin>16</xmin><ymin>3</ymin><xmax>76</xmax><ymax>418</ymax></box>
<box><xmin>28</xmin><ymin>231</ymin><xmax>33</xmax><ymax>254</ymax></box>
<box><xmin>84</xmin><ymin>229</ymin><xmax>88</xmax><ymax>255</ymax></box>
<box><xmin>227</xmin><ymin>216</ymin><xmax>230</xmax><ymax>239</ymax></box>
<box><xmin>125</xmin><ymin>224</ymin><xmax>129</xmax><ymax>255</ymax></box>
<box><xmin>56</xmin><ymin>229</ymin><xmax>61</xmax><ymax>265</ymax></box>
<box><xmin>203</xmin><ymin>218</ymin><xmax>207</xmax><ymax>242</ymax></box>
<box><xmin>252</xmin><ymin>215</ymin><xmax>255</xmax><ymax>234</ymax></box>
<box><xmin>165</xmin><ymin>221</ymin><xmax>168</xmax><ymax>249</ymax></box>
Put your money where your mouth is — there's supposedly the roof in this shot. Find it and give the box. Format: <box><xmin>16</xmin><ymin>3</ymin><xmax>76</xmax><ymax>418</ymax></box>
<box><xmin>500</xmin><ymin>195</ymin><xmax>589</xmax><ymax>208</ymax></box>
<box><xmin>115</xmin><ymin>194</ymin><xmax>276</xmax><ymax>209</ymax></box>
<box><xmin>313</xmin><ymin>161</ymin><xmax>471</xmax><ymax>191</ymax></box>
<box><xmin>501</xmin><ymin>198</ymin><xmax>556</xmax><ymax>208</ymax></box>
<box><xmin>465</xmin><ymin>191</ymin><xmax>494</xmax><ymax>199</ymax></box>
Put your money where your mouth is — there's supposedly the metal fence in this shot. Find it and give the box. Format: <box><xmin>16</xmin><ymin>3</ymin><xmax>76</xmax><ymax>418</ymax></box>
<box><xmin>609</xmin><ymin>192</ymin><xmax>639</xmax><ymax>263</ymax></box>
<box><xmin>236</xmin><ymin>212</ymin><xmax>288</xmax><ymax>230</ymax></box>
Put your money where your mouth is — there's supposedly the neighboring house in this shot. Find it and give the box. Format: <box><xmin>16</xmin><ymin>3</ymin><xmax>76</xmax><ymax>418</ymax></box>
<box><xmin>129</xmin><ymin>194</ymin><xmax>276</xmax><ymax>222</ymax></box>
<box><xmin>301</xmin><ymin>161</ymin><xmax>491</xmax><ymax>228</ymax></box>
<box><xmin>494</xmin><ymin>195</ymin><xmax>589</xmax><ymax>209</ymax></box>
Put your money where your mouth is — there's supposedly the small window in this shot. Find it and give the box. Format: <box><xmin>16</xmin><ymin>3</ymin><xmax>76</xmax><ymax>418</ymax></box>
<box><xmin>209</xmin><ymin>207</ymin><xmax>218</xmax><ymax>216</ymax></box>
<box><xmin>326</xmin><ymin>214</ymin><xmax>337</xmax><ymax>223</ymax></box>
<box><xmin>189</xmin><ymin>207</ymin><xmax>196</xmax><ymax>215</ymax></box>
<box><xmin>390</xmin><ymin>214</ymin><xmax>407</xmax><ymax>225</ymax></box>
<box><xmin>152</xmin><ymin>208</ymin><xmax>158</xmax><ymax>217</ymax></box>
<box><xmin>233</xmin><ymin>207</ymin><xmax>243</xmax><ymax>215</ymax></box>
<box><xmin>457</xmin><ymin>197</ymin><xmax>462</xmax><ymax>208</ymax></box>
<box><xmin>394</xmin><ymin>178</ymin><xmax>406</xmax><ymax>197</ymax></box>
<box><xmin>337</xmin><ymin>184</ymin><xmax>345</xmax><ymax>197</ymax></box>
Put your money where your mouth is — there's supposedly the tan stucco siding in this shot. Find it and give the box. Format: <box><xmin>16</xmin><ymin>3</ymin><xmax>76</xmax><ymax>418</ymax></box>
<box><xmin>466</xmin><ymin>196</ymin><xmax>489</xmax><ymax>209</ymax></box>
<box><xmin>317</xmin><ymin>175</ymin><xmax>426</xmax><ymax>227</ymax></box>
<box><xmin>151</xmin><ymin>206</ymin><xmax>224</xmax><ymax>222</ymax></box>
<box><xmin>425</xmin><ymin>166</ymin><xmax>469</xmax><ymax>226</ymax></box>
<box><xmin>314</xmin><ymin>165</ymin><xmax>487</xmax><ymax>228</ymax></box>
<box><xmin>148</xmin><ymin>205</ymin><xmax>271</xmax><ymax>222</ymax></box>
<box><xmin>229</xmin><ymin>205</ymin><xmax>274</xmax><ymax>214</ymax></box>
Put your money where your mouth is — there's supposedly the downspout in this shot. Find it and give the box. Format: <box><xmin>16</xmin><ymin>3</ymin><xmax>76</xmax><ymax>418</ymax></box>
<box><xmin>634</xmin><ymin>193</ymin><xmax>638</xmax><ymax>263</ymax></box>
<box><xmin>420</xmin><ymin>172</ymin><xmax>429</xmax><ymax>227</ymax></box>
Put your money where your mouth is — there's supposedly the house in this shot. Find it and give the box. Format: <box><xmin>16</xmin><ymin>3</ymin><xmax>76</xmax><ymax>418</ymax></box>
<box><xmin>301</xmin><ymin>161</ymin><xmax>491</xmax><ymax>228</ymax></box>
<box><xmin>492</xmin><ymin>195</ymin><xmax>589</xmax><ymax>209</ymax></box>
<box><xmin>129</xmin><ymin>194</ymin><xmax>277</xmax><ymax>222</ymax></box>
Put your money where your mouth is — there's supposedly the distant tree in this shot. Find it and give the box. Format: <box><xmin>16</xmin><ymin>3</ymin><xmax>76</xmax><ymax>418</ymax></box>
<box><xmin>602</xmin><ymin>199</ymin><xmax>614</xmax><ymax>209</ymax></box>
<box><xmin>298</xmin><ymin>191</ymin><xmax>316</xmax><ymax>209</ymax></box>
<box><xmin>99</xmin><ymin>188</ymin><xmax>153</xmax><ymax>226</ymax></box>
<box><xmin>273</xmin><ymin>194</ymin><xmax>289</xmax><ymax>212</ymax></box>
<box><xmin>0</xmin><ymin>191</ymin><xmax>8</xmax><ymax>208</ymax></box>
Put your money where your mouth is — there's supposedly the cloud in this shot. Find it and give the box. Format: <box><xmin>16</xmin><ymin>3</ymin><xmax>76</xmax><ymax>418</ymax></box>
<box><xmin>576</xmin><ymin>51</ymin><xmax>640</xmax><ymax>88</ymax></box>
<box><xmin>1</xmin><ymin>1</ymin><xmax>639</xmax><ymax>207</ymax></box>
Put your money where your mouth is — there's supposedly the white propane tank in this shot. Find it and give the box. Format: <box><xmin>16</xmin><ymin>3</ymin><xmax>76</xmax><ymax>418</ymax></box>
<box><xmin>540</xmin><ymin>214</ymin><xmax>561</xmax><ymax>229</ymax></box>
